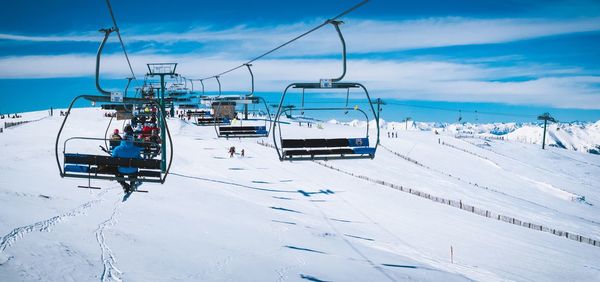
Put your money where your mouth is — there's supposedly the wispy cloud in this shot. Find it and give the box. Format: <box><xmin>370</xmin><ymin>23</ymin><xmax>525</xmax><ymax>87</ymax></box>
<box><xmin>1</xmin><ymin>16</ymin><xmax>599</xmax><ymax>109</ymax></box>
<box><xmin>0</xmin><ymin>33</ymin><xmax>97</xmax><ymax>42</ymax></box>
<box><xmin>2</xmin><ymin>17</ymin><xmax>600</xmax><ymax>57</ymax></box>
<box><xmin>1</xmin><ymin>53</ymin><xmax>598</xmax><ymax>109</ymax></box>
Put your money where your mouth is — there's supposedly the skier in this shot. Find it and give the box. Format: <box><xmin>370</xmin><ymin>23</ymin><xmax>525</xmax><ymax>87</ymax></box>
<box><xmin>229</xmin><ymin>146</ymin><xmax>236</xmax><ymax>158</ymax></box>
<box><xmin>112</xmin><ymin>132</ymin><xmax>142</xmax><ymax>193</ymax></box>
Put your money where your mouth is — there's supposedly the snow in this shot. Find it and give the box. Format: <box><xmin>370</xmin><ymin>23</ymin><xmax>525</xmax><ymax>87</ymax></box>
<box><xmin>381</xmin><ymin>120</ymin><xmax>600</xmax><ymax>155</ymax></box>
<box><xmin>0</xmin><ymin>107</ymin><xmax>599</xmax><ymax>281</ymax></box>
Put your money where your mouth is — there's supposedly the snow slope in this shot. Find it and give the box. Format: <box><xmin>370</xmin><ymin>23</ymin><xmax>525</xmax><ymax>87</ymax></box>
<box><xmin>0</xmin><ymin>108</ymin><xmax>599</xmax><ymax>281</ymax></box>
<box><xmin>372</xmin><ymin>119</ymin><xmax>600</xmax><ymax>155</ymax></box>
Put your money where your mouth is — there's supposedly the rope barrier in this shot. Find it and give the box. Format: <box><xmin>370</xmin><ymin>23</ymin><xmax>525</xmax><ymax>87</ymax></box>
<box><xmin>254</xmin><ymin>139</ymin><xmax>600</xmax><ymax>248</ymax></box>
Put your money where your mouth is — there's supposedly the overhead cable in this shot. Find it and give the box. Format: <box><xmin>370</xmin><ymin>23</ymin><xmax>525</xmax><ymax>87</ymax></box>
<box><xmin>105</xmin><ymin>0</ymin><xmax>140</xmax><ymax>88</ymax></box>
<box><xmin>197</xmin><ymin>0</ymin><xmax>370</xmax><ymax>80</ymax></box>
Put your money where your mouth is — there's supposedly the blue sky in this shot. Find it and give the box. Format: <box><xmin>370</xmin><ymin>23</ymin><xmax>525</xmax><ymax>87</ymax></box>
<box><xmin>1</xmin><ymin>0</ymin><xmax>600</xmax><ymax>122</ymax></box>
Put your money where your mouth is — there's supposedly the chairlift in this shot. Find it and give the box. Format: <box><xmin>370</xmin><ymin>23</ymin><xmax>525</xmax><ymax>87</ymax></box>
<box><xmin>214</xmin><ymin>96</ymin><xmax>272</xmax><ymax>138</ymax></box>
<box><xmin>55</xmin><ymin>27</ymin><xmax>173</xmax><ymax>191</ymax></box>
<box><xmin>272</xmin><ymin>20</ymin><xmax>379</xmax><ymax>161</ymax></box>
<box><xmin>193</xmin><ymin>77</ymin><xmax>231</xmax><ymax>126</ymax></box>
<box><xmin>213</xmin><ymin>64</ymin><xmax>272</xmax><ymax>138</ymax></box>
<box><xmin>56</xmin><ymin>96</ymin><xmax>173</xmax><ymax>188</ymax></box>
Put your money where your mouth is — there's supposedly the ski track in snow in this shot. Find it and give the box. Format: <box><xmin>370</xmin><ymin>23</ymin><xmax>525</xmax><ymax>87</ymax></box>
<box><xmin>451</xmin><ymin>139</ymin><xmax>592</xmax><ymax>196</ymax></box>
<box><xmin>549</xmin><ymin>150</ymin><xmax>600</xmax><ymax>169</ymax></box>
<box><xmin>454</xmin><ymin>139</ymin><xmax>596</xmax><ymax>206</ymax></box>
<box><xmin>171</xmin><ymin>172</ymin><xmax>303</xmax><ymax>281</ymax></box>
<box><xmin>258</xmin><ymin>138</ymin><xmax>584</xmax><ymax>281</ymax></box>
<box><xmin>458</xmin><ymin>138</ymin><xmax>596</xmax><ymax>188</ymax></box>
<box><xmin>306</xmin><ymin>197</ymin><xmax>397</xmax><ymax>282</ymax></box>
<box><xmin>224</xmin><ymin>177</ymin><xmax>308</xmax><ymax>281</ymax></box>
<box><xmin>0</xmin><ymin>188</ymin><xmax>115</xmax><ymax>255</ymax></box>
<box><xmin>271</xmin><ymin>210</ymin><xmax>307</xmax><ymax>282</ymax></box>
<box><xmin>332</xmin><ymin>192</ymin><xmax>493</xmax><ymax>282</ymax></box>
<box><xmin>381</xmin><ymin>144</ymin><xmax>600</xmax><ymax>227</ymax></box>
<box><xmin>96</xmin><ymin>198</ymin><xmax>124</xmax><ymax>282</ymax></box>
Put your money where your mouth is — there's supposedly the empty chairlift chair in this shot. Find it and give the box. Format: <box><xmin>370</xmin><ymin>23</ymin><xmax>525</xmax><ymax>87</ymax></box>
<box><xmin>210</xmin><ymin>63</ymin><xmax>271</xmax><ymax>138</ymax></box>
<box><xmin>214</xmin><ymin>96</ymin><xmax>271</xmax><ymax>138</ymax></box>
<box><xmin>273</xmin><ymin>83</ymin><xmax>379</xmax><ymax>161</ymax></box>
<box><xmin>272</xmin><ymin>20</ymin><xmax>380</xmax><ymax>161</ymax></box>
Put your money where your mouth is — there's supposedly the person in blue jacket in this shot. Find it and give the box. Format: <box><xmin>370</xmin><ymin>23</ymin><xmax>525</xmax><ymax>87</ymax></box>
<box><xmin>112</xmin><ymin>131</ymin><xmax>141</xmax><ymax>192</ymax></box>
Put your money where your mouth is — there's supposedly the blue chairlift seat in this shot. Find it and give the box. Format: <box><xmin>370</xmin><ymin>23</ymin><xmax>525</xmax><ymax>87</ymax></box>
<box><xmin>218</xmin><ymin>125</ymin><xmax>268</xmax><ymax>137</ymax></box>
<box><xmin>281</xmin><ymin>137</ymin><xmax>375</xmax><ymax>159</ymax></box>
<box><xmin>63</xmin><ymin>153</ymin><xmax>162</xmax><ymax>180</ymax></box>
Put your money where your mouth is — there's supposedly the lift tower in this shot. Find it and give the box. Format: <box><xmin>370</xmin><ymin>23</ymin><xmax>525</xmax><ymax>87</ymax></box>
<box><xmin>146</xmin><ymin>63</ymin><xmax>178</xmax><ymax>170</ymax></box>
<box><xmin>537</xmin><ymin>112</ymin><xmax>557</xmax><ymax>150</ymax></box>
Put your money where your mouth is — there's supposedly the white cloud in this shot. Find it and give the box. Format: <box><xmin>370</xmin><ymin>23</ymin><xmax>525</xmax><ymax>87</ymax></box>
<box><xmin>1</xmin><ymin>53</ymin><xmax>598</xmax><ymax>109</ymax></box>
<box><xmin>2</xmin><ymin>16</ymin><xmax>599</xmax><ymax>109</ymax></box>
<box><xmin>340</xmin><ymin>17</ymin><xmax>600</xmax><ymax>53</ymax></box>
<box><xmin>0</xmin><ymin>33</ymin><xmax>97</xmax><ymax>42</ymax></box>
<box><xmin>2</xmin><ymin>17</ymin><xmax>600</xmax><ymax>57</ymax></box>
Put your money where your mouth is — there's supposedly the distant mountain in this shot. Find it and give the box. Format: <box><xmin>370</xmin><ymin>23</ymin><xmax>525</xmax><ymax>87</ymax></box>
<box><xmin>331</xmin><ymin>119</ymin><xmax>600</xmax><ymax>155</ymax></box>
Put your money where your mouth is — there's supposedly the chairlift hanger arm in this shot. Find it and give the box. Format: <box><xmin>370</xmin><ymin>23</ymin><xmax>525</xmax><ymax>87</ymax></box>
<box><xmin>327</xmin><ymin>20</ymin><xmax>346</xmax><ymax>82</ymax></box>
<box><xmin>246</xmin><ymin>63</ymin><xmax>254</xmax><ymax>97</ymax></box>
<box><xmin>124</xmin><ymin>77</ymin><xmax>133</xmax><ymax>96</ymax></box>
<box><xmin>215</xmin><ymin>76</ymin><xmax>222</xmax><ymax>96</ymax></box>
<box><xmin>96</xmin><ymin>27</ymin><xmax>116</xmax><ymax>95</ymax></box>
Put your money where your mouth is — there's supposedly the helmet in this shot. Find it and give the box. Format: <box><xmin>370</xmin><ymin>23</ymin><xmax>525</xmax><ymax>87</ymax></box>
<box><xmin>113</xmin><ymin>129</ymin><xmax>119</xmax><ymax>134</ymax></box>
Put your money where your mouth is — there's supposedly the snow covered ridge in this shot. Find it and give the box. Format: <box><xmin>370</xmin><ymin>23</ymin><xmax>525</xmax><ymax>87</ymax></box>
<box><xmin>330</xmin><ymin>119</ymin><xmax>600</xmax><ymax>155</ymax></box>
